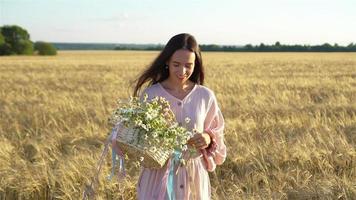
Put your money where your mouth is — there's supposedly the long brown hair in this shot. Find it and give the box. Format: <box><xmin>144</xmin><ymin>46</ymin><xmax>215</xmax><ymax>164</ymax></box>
<box><xmin>133</xmin><ymin>33</ymin><xmax>204</xmax><ymax>97</ymax></box>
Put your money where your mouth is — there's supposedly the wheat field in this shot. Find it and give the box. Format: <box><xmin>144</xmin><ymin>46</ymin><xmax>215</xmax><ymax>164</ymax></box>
<box><xmin>0</xmin><ymin>51</ymin><xmax>355</xmax><ymax>200</ymax></box>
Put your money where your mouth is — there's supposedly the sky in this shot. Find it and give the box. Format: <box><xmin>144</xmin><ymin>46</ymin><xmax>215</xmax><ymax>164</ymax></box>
<box><xmin>1</xmin><ymin>0</ymin><xmax>355</xmax><ymax>45</ymax></box>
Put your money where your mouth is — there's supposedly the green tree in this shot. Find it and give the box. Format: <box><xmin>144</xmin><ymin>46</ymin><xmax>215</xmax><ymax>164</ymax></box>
<box><xmin>19</xmin><ymin>40</ymin><xmax>34</xmax><ymax>55</ymax></box>
<box><xmin>34</xmin><ymin>41</ymin><xmax>57</xmax><ymax>55</ymax></box>
<box><xmin>0</xmin><ymin>25</ymin><xmax>34</xmax><ymax>55</ymax></box>
<box><xmin>0</xmin><ymin>30</ymin><xmax>10</xmax><ymax>55</ymax></box>
<box><xmin>0</xmin><ymin>32</ymin><xmax>4</xmax><ymax>45</ymax></box>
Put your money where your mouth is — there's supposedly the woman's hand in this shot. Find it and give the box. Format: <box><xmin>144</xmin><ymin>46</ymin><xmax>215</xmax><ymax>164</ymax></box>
<box><xmin>187</xmin><ymin>130</ymin><xmax>211</xmax><ymax>150</ymax></box>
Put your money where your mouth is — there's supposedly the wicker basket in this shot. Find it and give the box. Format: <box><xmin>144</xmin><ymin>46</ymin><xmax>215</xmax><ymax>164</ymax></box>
<box><xmin>116</xmin><ymin>126</ymin><xmax>172</xmax><ymax>169</ymax></box>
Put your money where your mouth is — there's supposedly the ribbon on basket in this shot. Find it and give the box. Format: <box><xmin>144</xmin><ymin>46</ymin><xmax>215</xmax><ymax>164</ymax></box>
<box><xmin>167</xmin><ymin>150</ymin><xmax>182</xmax><ymax>200</ymax></box>
<box><xmin>108</xmin><ymin>124</ymin><xmax>126</xmax><ymax>180</ymax></box>
<box><xmin>82</xmin><ymin>124</ymin><xmax>126</xmax><ymax>200</ymax></box>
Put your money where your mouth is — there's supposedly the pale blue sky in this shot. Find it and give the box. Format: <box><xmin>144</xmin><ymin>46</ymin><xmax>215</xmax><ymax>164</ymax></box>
<box><xmin>1</xmin><ymin>0</ymin><xmax>355</xmax><ymax>45</ymax></box>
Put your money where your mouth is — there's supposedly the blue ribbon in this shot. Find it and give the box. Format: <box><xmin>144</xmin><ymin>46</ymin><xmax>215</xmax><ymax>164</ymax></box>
<box><xmin>107</xmin><ymin>148</ymin><xmax>124</xmax><ymax>181</ymax></box>
<box><xmin>107</xmin><ymin>148</ymin><xmax>117</xmax><ymax>180</ymax></box>
<box><xmin>167</xmin><ymin>150</ymin><xmax>182</xmax><ymax>200</ymax></box>
<box><xmin>107</xmin><ymin>126</ymin><xmax>125</xmax><ymax>181</ymax></box>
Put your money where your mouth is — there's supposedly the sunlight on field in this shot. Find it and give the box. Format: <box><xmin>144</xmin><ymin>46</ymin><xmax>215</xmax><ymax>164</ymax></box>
<box><xmin>0</xmin><ymin>51</ymin><xmax>355</xmax><ymax>199</ymax></box>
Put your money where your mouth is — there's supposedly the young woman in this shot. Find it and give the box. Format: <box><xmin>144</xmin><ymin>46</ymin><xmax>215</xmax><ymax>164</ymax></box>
<box><xmin>130</xmin><ymin>33</ymin><xmax>227</xmax><ymax>200</ymax></box>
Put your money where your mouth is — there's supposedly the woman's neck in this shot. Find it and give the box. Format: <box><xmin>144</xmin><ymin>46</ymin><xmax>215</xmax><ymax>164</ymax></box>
<box><xmin>161</xmin><ymin>79</ymin><xmax>194</xmax><ymax>93</ymax></box>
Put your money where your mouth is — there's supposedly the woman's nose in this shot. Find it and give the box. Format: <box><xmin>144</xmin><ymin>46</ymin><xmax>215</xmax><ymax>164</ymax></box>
<box><xmin>179</xmin><ymin>66</ymin><xmax>186</xmax><ymax>74</ymax></box>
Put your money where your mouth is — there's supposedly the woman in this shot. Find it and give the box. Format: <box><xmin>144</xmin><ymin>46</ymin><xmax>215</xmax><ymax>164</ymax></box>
<box><xmin>131</xmin><ymin>33</ymin><xmax>227</xmax><ymax>200</ymax></box>
<box><xmin>110</xmin><ymin>33</ymin><xmax>226</xmax><ymax>200</ymax></box>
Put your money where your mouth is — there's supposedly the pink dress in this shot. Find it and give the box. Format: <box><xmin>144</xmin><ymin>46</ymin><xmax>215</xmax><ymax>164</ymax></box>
<box><xmin>136</xmin><ymin>83</ymin><xmax>227</xmax><ymax>200</ymax></box>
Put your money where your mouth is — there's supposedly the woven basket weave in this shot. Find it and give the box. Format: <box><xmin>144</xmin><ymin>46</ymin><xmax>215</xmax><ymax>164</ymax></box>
<box><xmin>116</xmin><ymin>126</ymin><xmax>172</xmax><ymax>169</ymax></box>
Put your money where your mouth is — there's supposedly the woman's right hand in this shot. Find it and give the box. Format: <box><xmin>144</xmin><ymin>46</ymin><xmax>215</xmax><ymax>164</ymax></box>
<box><xmin>187</xmin><ymin>130</ymin><xmax>211</xmax><ymax>150</ymax></box>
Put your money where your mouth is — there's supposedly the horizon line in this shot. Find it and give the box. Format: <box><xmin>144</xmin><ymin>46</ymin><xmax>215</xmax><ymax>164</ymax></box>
<box><xmin>49</xmin><ymin>41</ymin><xmax>356</xmax><ymax>46</ymax></box>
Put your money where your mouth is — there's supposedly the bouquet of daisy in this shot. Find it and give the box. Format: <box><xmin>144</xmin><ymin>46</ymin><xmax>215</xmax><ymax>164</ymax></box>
<box><xmin>108</xmin><ymin>94</ymin><xmax>193</xmax><ymax>169</ymax></box>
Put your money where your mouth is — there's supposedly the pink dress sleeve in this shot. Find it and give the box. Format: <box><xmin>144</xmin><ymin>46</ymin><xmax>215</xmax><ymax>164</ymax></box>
<box><xmin>201</xmin><ymin>92</ymin><xmax>226</xmax><ymax>172</ymax></box>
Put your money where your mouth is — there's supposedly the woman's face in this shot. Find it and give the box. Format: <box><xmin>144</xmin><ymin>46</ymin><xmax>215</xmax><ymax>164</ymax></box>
<box><xmin>166</xmin><ymin>49</ymin><xmax>196</xmax><ymax>85</ymax></box>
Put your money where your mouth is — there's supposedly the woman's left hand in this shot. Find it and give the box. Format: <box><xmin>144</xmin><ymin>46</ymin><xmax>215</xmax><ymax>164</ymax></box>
<box><xmin>187</xmin><ymin>130</ymin><xmax>211</xmax><ymax>150</ymax></box>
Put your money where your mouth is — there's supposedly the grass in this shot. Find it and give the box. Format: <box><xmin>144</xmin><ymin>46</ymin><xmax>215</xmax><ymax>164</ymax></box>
<box><xmin>0</xmin><ymin>51</ymin><xmax>355</xmax><ymax>199</ymax></box>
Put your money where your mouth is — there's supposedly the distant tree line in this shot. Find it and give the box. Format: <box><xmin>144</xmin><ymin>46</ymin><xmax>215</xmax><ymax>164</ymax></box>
<box><xmin>4</xmin><ymin>25</ymin><xmax>353</xmax><ymax>53</ymax></box>
<box><xmin>114</xmin><ymin>42</ymin><xmax>356</xmax><ymax>52</ymax></box>
<box><xmin>53</xmin><ymin>43</ymin><xmax>167</xmax><ymax>51</ymax></box>
<box><xmin>199</xmin><ymin>42</ymin><xmax>356</xmax><ymax>52</ymax></box>
<box><xmin>0</xmin><ymin>25</ymin><xmax>57</xmax><ymax>56</ymax></box>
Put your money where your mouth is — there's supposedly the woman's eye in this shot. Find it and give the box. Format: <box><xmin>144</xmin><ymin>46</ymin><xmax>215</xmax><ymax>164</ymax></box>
<box><xmin>174</xmin><ymin>64</ymin><xmax>179</xmax><ymax>67</ymax></box>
